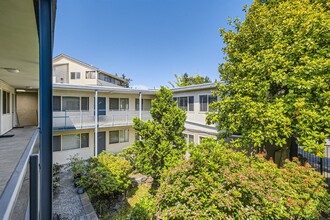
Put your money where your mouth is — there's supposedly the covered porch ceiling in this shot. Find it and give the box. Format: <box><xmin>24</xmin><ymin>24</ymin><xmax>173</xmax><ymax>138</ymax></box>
<box><xmin>0</xmin><ymin>0</ymin><xmax>39</xmax><ymax>89</ymax></box>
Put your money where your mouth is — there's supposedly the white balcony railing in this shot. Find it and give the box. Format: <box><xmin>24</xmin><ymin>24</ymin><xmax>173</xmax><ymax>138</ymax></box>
<box><xmin>53</xmin><ymin>110</ymin><xmax>152</xmax><ymax>130</ymax></box>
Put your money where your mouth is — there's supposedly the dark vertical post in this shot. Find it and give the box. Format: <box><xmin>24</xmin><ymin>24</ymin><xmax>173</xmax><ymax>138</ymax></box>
<box><xmin>30</xmin><ymin>154</ymin><xmax>39</xmax><ymax>220</ymax></box>
<box><xmin>39</xmin><ymin>0</ymin><xmax>53</xmax><ymax>219</ymax></box>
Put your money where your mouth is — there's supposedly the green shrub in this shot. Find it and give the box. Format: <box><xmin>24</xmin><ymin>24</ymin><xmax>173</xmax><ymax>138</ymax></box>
<box><xmin>155</xmin><ymin>140</ymin><xmax>330</xmax><ymax>219</ymax></box>
<box><xmin>67</xmin><ymin>154</ymin><xmax>86</xmax><ymax>179</ymax></box>
<box><xmin>130</xmin><ymin>195</ymin><xmax>156</xmax><ymax>220</ymax></box>
<box><xmin>80</xmin><ymin>152</ymin><xmax>132</xmax><ymax>198</ymax></box>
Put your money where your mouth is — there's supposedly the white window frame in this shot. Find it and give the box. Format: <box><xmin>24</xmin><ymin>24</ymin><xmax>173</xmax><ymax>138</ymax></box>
<box><xmin>53</xmin><ymin>133</ymin><xmax>89</xmax><ymax>152</ymax></box>
<box><xmin>109</xmin><ymin>129</ymin><xmax>129</xmax><ymax>144</ymax></box>
<box><xmin>70</xmin><ymin>72</ymin><xmax>81</xmax><ymax>80</ymax></box>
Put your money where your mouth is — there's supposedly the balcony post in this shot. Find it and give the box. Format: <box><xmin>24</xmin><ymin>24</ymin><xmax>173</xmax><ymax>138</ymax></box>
<box><xmin>139</xmin><ymin>92</ymin><xmax>142</xmax><ymax>119</ymax></box>
<box><xmin>139</xmin><ymin>92</ymin><xmax>142</xmax><ymax>141</ymax></box>
<box><xmin>38</xmin><ymin>0</ymin><xmax>53</xmax><ymax>218</ymax></box>
<box><xmin>94</xmin><ymin>90</ymin><xmax>98</xmax><ymax>156</ymax></box>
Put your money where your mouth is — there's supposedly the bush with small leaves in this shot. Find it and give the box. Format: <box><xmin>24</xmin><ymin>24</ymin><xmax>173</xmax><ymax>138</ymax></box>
<box><xmin>155</xmin><ymin>139</ymin><xmax>330</xmax><ymax>219</ymax></box>
<box><xmin>79</xmin><ymin>152</ymin><xmax>132</xmax><ymax>199</ymax></box>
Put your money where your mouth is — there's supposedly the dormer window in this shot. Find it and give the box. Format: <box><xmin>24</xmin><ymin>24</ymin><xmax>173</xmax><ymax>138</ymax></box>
<box><xmin>70</xmin><ymin>72</ymin><xmax>81</xmax><ymax>80</ymax></box>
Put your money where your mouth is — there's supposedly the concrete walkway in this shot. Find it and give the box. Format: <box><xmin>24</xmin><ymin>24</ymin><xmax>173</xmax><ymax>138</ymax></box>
<box><xmin>0</xmin><ymin>126</ymin><xmax>37</xmax><ymax>197</ymax></box>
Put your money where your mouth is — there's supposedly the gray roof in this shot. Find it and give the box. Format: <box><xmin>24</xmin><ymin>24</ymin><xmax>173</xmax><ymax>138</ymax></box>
<box><xmin>53</xmin><ymin>83</ymin><xmax>157</xmax><ymax>95</ymax></box>
<box><xmin>170</xmin><ymin>82</ymin><xmax>221</xmax><ymax>93</ymax></box>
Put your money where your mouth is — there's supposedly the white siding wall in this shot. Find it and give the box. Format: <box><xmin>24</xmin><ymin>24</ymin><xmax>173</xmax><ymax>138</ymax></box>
<box><xmin>0</xmin><ymin>80</ymin><xmax>15</xmax><ymax>135</ymax></box>
<box><xmin>52</xmin><ymin>89</ymin><xmax>154</xmax><ymax>164</ymax></box>
<box><xmin>173</xmin><ymin>89</ymin><xmax>218</xmax><ymax>142</ymax></box>
<box><xmin>53</xmin><ymin>57</ymin><xmax>98</xmax><ymax>86</ymax></box>
<box><xmin>53</xmin><ymin>126</ymin><xmax>135</xmax><ymax>164</ymax></box>
<box><xmin>173</xmin><ymin>89</ymin><xmax>216</xmax><ymax>126</ymax></box>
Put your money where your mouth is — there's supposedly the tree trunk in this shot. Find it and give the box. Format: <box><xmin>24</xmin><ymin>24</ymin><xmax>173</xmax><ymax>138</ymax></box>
<box><xmin>264</xmin><ymin>136</ymin><xmax>297</xmax><ymax>167</ymax></box>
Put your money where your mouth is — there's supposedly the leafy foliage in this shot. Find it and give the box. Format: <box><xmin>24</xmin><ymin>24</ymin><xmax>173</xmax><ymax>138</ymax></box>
<box><xmin>130</xmin><ymin>195</ymin><xmax>156</xmax><ymax>220</ymax></box>
<box><xmin>155</xmin><ymin>140</ymin><xmax>330</xmax><ymax>219</ymax></box>
<box><xmin>79</xmin><ymin>152</ymin><xmax>132</xmax><ymax>198</ymax></box>
<box><xmin>125</xmin><ymin>86</ymin><xmax>187</xmax><ymax>180</ymax></box>
<box><xmin>207</xmin><ymin>0</ymin><xmax>330</xmax><ymax>156</ymax></box>
<box><xmin>169</xmin><ymin>73</ymin><xmax>212</xmax><ymax>87</ymax></box>
<box><xmin>67</xmin><ymin>154</ymin><xmax>85</xmax><ymax>179</ymax></box>
<box><xmin>121</xmin><ymin>73</ymin><xmax>132</xmax><ymax>88</ymax></box>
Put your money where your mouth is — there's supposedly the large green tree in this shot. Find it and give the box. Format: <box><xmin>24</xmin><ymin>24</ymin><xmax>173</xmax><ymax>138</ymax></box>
<box><xmin>125</xmin><ymin>87</ymin><xmax>187</xmax><ymax>180</ymax></box>
<box><xmin>207</xmin><ymin>0</ymin><xmax>330</xmax><ymax>162</ymax></box>
<box><xmin>169</xmin><ymin>73</ymin><xmax>212</xmax><ymax>87</ymax></box>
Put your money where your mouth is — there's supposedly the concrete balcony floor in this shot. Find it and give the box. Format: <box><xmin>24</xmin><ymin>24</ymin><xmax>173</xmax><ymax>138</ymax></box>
<box><xmin>0</xmin><ymin>126</ymin><xmax>38</xmax><ymax>196</ymax></box>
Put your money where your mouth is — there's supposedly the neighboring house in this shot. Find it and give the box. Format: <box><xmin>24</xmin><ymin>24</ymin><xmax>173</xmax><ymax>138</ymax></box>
<box><xmin>53</xmin><ymin>54</ymin><xmax>128</xmax><ymax>87</ymax></box>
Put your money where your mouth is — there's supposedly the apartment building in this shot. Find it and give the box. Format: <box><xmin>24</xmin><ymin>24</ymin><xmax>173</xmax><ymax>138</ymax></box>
<box><xmin>172</xmin><ymin>83</ymin><xmax>218</xmax><ymax>144</ymax></box>
<box><xmin>51</xmin><ymin>55</ymin><xmax>220</xmax><ymax>164</ymax></box>
<box><xmin>50</xmin><ymin>54</ymin><xmax>221</xmax><ymax>164</ymax></box>
<box><xmin>52</xmin><ymin>55</ymin><xmax>157</xmax><ymax>164</ymax></box>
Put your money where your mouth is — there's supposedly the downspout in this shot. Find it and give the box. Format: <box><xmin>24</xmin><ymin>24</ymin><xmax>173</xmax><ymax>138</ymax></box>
<box><xmin>94</xmin><ymin>90</ymin><xmax>98</xmax><ymax>156</ymax></box>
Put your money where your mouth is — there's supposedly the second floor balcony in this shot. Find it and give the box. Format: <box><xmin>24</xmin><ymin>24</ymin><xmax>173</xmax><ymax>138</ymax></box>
<box><xmin>53</xmin><ymin>110</ymin><xmax>152</xmax><ymax>130</ymax></box>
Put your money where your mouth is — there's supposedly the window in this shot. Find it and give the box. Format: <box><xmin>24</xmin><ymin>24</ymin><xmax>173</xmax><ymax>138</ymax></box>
<box><xmin>110</xmin><ymin>98</ymin><xmax>129</xmax><ymax>110</ymax></box>
<box><xmin>199</xmin><ymin>136</ymin><xmax>206</xmax><ymax>143</ymax></box>
<box><xmin>62</xmin><ymin>134</ymin><xmax>80</xmax><ymax>150</ymax></box>
<box><xmin>109</xmin><ymin>130</ymin><xmax>119</xmax><ymax>144</ymax></box>
<box><xmin>188</xmin><ymin>134</ymin><xmax>194</xmax><ymax>143</ymax></box>
<box><xmin>98</xmin><ymin>73</ymin><xmax>122</xmax><ymax>85</ymax></box>
<box><xmin>53</xmin><ymin>133</ymin><xmax>88</xmax><ymax>151</ymax></box>
<box><xmin>109</xmin><ymin>129</ymin><xmax>129</xmax><ymax>144</ymax></box>
<box><xmin>70</xmin><ymin>72</ymin><xmax>81</xmax><ymax>79</ymax></box>
<box><xmin>81</xmin><ymin>133</ymin><xmax>89</xmax><ymax>148</ymax></box>
<box><xmin>185</xmin><ymin>134</ymin><xmax>194</xmax><ymax>144</ymax></box>
<box><xmin>2</xmin><ymin>91</ymin><xmax>10</xmax><ymax>114</ymax></box>
<box><xmin>109</xmin><ymin>98</ymin><xmax>119</xmax><ymax>110</ymax></box>
<box><xmin>53</xmin><ymin>96</ymin><xmax>61</xmax><ymax>111</ymax></box>
<box><xmin>173</xmin><ymin>96</ymin><xmax>194</xmax><ymax>112</ymax></box>
<box><xmin>135</xmin><ymin>99</ymin><xmax>152</xmax><ymax>111</ymax></box>
<box><xmin>53</xmin><ymin>136</ymin><xmax>61</xmax><ymax>152</ymax></box>
<box><xmin>199</xmin><ymin>95</ymin><xmax>208</xmax><ymax>112</ymax></box>
<box><xmin>143</xmin><ymin>99</ymin><xmax>151</xmax><ymax>111</ymax></box>
<box><xmin>208</xmin><ymin>95</ymin><xmax>217</xmax><ymax>111</ymax></box>
<box><xmin>178</xmin><ymin>97</ymin><xmax>188</xmax><ymax>111</ymax></box>
<box><xmin>188</xmin><ymin>96</ymin><xmax>194</xmax><ymax>111</ymax></box>
<box><xmin>62</xmin><ymin>97</ymin><xmax>80</xmax><ymax>111</ymax></box>
<box><xmin>119</xmin><ymin>129</ymin><xmax>129</xmax><ymax>142</ymax></box>
<box><xmin>81</xmin><ymin>97</ymin><xmax>89</xmax><ymax>111</ymax></box>
<box><xmin>120</xmin><ymin>98</ymin><xmax>129</xmax><ymax>110</ymax></box>
<box><xmin>85</xmin><ymin>71</ymin><xmax>96</xmax><ymax>79</ymax></box>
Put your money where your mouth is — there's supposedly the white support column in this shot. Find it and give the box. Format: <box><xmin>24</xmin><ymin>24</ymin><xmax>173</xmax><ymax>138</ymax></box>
<box><xmin>139</xmin><ymin>92</ymin><xmax>142</xmax><ymax>119</ymax></box>
<box><xmin>139</xmin><ymin>92</ymin><xmax>142</xmax><ymax>141</ymax></box>
<box><xmin>94</xmin><ymin>90</ymin><xmax>98</xmax><ymax>156</ymax></box>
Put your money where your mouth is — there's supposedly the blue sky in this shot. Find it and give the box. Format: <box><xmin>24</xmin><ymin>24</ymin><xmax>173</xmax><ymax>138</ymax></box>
<box><xmin>54</xmin><ymin>0</ymin><xmax>252</xmax><ymax>89</ymax></box>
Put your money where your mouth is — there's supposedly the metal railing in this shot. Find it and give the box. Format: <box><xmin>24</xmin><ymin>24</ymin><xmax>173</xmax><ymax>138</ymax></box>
<box><xmin>53</xmin><ymin>110</ymin><xmax>152</xmax><ymax>130</ymax></box>
<box><xmin>298</xmin><ymin>143</ymin><xmax>330</xmax><ymax>184</ymax></box>
<box><xmin>0</xmin><ymin>129</ymin><xmax>39</xmax><ymax>220</ymax></box>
